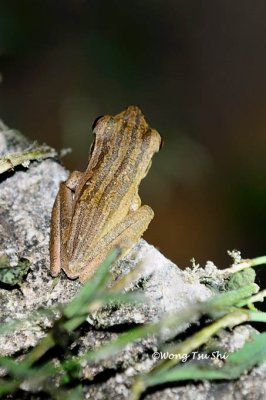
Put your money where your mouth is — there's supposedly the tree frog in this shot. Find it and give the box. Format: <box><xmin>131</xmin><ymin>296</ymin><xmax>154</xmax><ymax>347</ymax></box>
<box><xmin>50</xmin><ymin>106</ymin><xmax>161</xmax><ymax>282</ymax></box>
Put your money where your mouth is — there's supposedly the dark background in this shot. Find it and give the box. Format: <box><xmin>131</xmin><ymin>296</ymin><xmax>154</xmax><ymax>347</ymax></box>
<box><xmin>1</xmin><ymin>0</ymin><xmax>266</xmax><ymax>270</ymax></box>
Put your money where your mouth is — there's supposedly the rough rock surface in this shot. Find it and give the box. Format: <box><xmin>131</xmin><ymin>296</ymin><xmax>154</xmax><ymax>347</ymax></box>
<box><xmin>91</xmin><ymin>238</ymin><xmax>212</xmax><ymax>333</ymax></box>
<box><xmin>0</xmin><ymin>121</ymin><xmax>265</xmax><ymax>399</ymax></box>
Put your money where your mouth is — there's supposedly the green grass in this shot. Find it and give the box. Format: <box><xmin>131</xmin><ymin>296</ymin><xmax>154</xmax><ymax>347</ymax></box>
<box><xmin>1</xmin><ymin>250</ymin><xmax>266</xmax><ymax>400</ymax></box>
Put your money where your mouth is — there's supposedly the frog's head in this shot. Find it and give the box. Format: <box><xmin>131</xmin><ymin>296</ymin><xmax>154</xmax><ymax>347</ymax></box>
<box><xmin>91</xmin><ymin>105</ymin><xmax>161</xmax><ymax>157</ymax></box>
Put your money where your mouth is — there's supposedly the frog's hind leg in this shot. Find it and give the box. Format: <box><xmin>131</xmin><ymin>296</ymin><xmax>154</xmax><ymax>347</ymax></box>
<box><xmin>74</xmin><ymin>205</ymin><xmax>154</xmax><ymax>283</ymax></box>
<box><xmin>50</xmin><ymin>189</ymin><xmax>61</xmax><ymax>277</ymax></box>
<box><xmin>50</xmin><ymin>171</ymin><xmax>82</xmax><ymax>278</ymax></box>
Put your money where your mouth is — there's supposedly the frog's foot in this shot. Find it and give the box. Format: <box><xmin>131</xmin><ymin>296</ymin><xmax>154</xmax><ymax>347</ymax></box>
<box><xmin>70</xmin><ymin>205</ymin><xmax>154</xmax><ymax>283</ymax></box>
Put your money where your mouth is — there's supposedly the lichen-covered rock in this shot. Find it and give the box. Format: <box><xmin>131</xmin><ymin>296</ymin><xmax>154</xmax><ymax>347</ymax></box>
<box><xmin>91</xmin><ymin>239</ymin><xmax>212</xmax><ymax>337</ymax></box>
<box><xmin>0</xmin><ymin>123</ymin><xmax>81</xmax><ymax>355</ymax></box>
<box><xmin>0</xmin><ymin>120</ymin><xmax>265</xmax><ymax>399</ymax></box>
<box><xmin>0</xmin><ymin>120</ymin><xmax>212</xmax><ymax>357</ymax></box>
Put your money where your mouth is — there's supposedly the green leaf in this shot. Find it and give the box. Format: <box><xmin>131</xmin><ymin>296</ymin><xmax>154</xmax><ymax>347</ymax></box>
<box><xmin>142</xmin><ymin>332</ymin><xmax>266</xmax><ymax>387</ymax></box>
<box><xmin>224</xmin><ymin>268</ymin><xmax>256</xmax><ymax>291</ymax></box>
<box><xmin>0</xmin><ymin>144</ymin><xmax>57</xmax><ymax>174</ymax></box>
<box><xmin>0</xmin><ymin>256</ymin><xmax>31</xmax><ymax>286</ymax></box>
<box><xmin>205</xmin><ymin>284</ymin><xmax>259</xmax><ymax>312</ymax></box>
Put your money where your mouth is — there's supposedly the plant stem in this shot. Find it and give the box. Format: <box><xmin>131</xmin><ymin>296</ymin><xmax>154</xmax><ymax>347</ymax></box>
<box><xmin>131</xmin><ymin>309</ymin><xmax>250</xmax><ymax>400</ymax></box>
<box><xmin>0</xmin><ymin>145</ymin><xmax>57</xmax><ymax>174</ymax></box>
<box><xmin>222</xmin><ymin>256</ymin><xmax>266</xmax><ymax>277</ymax></box>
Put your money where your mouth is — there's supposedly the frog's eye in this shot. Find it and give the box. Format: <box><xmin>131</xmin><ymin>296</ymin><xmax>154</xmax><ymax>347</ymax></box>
<box><xmin>92</xmin><ymin>115</ymin><xmax>104</xmax><ymax>131</ymax></box>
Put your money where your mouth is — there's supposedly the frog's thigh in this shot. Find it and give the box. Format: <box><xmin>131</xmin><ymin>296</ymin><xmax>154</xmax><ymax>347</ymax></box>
<box><xmin>50</xmin><ymin>190</ymin><xmax>61</xmax><ymax>277</ymax></box>
<box><xmin>50</xmin><ymin>178</ymin><xmax>78</xmax><ymax>278</ymax></box>
<box><xmin>78</xmin><ymin>205</ymin><xmax>154</xmax><ymax>282</ymax></box>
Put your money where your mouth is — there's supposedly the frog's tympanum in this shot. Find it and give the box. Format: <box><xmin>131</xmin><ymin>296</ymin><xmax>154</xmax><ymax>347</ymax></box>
<box><xmin>50</xmin><ymin>106</ymin><xmax>161</xmax><ymax>282</ymax></box>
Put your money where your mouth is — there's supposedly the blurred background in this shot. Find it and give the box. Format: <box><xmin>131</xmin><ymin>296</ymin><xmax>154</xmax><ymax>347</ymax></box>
<box><xmin>1</xmin><ymin>0</ymin><xmax>266</xmax><ymax>270</ymax></box>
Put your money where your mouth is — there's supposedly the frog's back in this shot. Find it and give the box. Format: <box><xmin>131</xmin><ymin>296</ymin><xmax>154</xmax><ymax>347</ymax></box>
<box><xmin>69</xmin><ymin>106</ymin><xmax>161</xmax><ymax>258</ymax></box>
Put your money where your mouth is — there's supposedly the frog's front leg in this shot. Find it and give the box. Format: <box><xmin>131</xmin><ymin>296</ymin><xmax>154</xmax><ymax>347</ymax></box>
<box><xmin>74</xmin><ymin>205</ymin><xmax>154</xmax><ymax>282</ymax></box>
<box><xmin>50</xmin><ymin>171</ymin><xmax>82</xmax><ymax>278</ymax></box>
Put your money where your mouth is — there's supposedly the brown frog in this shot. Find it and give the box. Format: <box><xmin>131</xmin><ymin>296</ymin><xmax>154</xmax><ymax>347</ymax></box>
<box><xmin>50</xmin><ymin>106</ymin><xmax>161</xmax><ymax>282</ymax></box>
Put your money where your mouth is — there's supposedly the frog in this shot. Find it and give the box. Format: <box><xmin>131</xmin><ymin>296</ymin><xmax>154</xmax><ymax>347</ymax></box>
<box><xmin>49</xmin><ymin>106</ymin><xmax>161</xmax><ymax>282</ymax></box>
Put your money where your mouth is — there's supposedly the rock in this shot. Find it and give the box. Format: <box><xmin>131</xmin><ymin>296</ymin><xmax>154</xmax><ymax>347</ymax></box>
<box><xmin>91</xmin><ymin>239</ymin><xmax>212</xmax><ymax>336</ymax></box>
<box><xmin>0</xmin><ymin>120</ymin><xmax>212</xmax><ymax>356</ymax></box>
<box><xmin>0</xmin><ymin>120</ymin><xmax>265</xmax><ymax>399</ymax></box>
<box><xmin>83</xmin><ymin>325</ymin><xmax>266</xmax><ymax>400</ymax></box>
<box><xmin>0</xmin><ymin>122</ymin><xmax>80</xmax><ymax>356</ymax></box>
